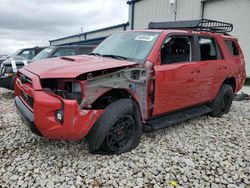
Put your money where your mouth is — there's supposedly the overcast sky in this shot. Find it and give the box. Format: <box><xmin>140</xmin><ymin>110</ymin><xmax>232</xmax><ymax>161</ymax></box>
<box><xmin>0</xmin><ymin>0</ymin><xmax>128</xmax><ymax>55</ymax></box>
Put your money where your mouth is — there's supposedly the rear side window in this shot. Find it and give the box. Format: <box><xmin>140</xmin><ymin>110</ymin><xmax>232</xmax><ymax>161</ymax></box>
<box><xmin>225</xmin><ymin>40</ymin><xmax>239</xmax><ymax>56</ymax></box>
<box><xmin>199</xmin><ymin>37</ymin><xmax>221</xmax><ymax>61</ymax></box>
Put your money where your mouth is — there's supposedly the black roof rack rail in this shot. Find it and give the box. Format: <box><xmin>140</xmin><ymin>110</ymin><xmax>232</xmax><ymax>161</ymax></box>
<box><xmin>148</xmin><ymin>19</ymin><xmax>233</xmax><ymax>33</ymax></box>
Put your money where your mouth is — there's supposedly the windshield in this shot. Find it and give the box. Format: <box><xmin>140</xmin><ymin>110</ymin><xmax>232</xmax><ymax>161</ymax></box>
<box><xmin>93</xmin><ymin>31</ymin><xmax>160</xmax><ymax>63</ymax></box>
<box><xmin>33</xmin><ymin>47</ymin><xmax>54</xmax><ymax>60</ymax></box>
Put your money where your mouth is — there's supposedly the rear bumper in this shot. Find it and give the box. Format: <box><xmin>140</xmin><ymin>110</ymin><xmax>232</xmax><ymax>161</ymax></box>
<box><xmin>0</xmin><ymin>75</ymin><xmax>14</xmax><ymax>90</ymax></box>
<box><xmin>15</xmin><ymin>96</ymin><xmax>42</xmax><ymax>136</ymax></box>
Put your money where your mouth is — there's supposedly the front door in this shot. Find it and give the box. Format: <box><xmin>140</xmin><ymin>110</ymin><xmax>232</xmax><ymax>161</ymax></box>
<box><xmin>153</xmin><ymin>35</ymin><xmax>200</xmax><ymax>116</ymax></box>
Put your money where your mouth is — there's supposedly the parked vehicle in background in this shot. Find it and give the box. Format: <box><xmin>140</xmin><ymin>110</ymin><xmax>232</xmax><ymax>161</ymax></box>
<box><xmin>14</xmin><ymin>19</ymin><xmax>246</xmax><ymax>155</ymax></box>
<box><xmin>0</xmin><ymin>45</ymin><xmax>95</xmax><ymax>90</ymax></box>
<box><xmin>0</xmin><ymin>55</ymin><xmax>9</xmax><ymax>64</ymax></box>
<box><xmin>12</xmin><ymin>47</ymin><xmax>45</xmax><ymax>60</ymax></box>
<box><xmin>32</xmin><ymin>45</ymin><xmax>96</xmax><ymax>61</ymax></box>
<box><xmin>0</xmin><ymin>47</ymin><xmax>44</xmax><ymax>66</ymax></box>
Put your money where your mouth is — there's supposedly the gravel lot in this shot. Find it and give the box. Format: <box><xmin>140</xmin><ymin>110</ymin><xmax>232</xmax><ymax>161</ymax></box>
<box><xmin>0</xmin><ymin>87</ymin><xmax>249</xmax><ymax>188</ymax></box>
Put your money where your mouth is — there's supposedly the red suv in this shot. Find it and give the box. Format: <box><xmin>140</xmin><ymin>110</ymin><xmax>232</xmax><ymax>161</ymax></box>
<box><xmin>14</xmin><ymin>20</ymin><xmax>246</xmax><ymax>154</ymax></box>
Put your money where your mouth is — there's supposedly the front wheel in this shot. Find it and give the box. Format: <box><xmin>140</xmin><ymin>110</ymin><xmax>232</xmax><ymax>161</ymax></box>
<box><xmin>209</xmin><ymin>84</ymin><xmax>233</xmax><ymax>117</ymax></box>
<box><xmin>86</xmin><ymin>99</ymin><xmax>142</xmax><ymax>155</ymax></box>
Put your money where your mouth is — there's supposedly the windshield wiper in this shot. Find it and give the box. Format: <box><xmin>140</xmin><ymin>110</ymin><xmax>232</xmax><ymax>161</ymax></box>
<box><xmin>102</xmin><ymin>54</ymin><xmax>128</xmax><ymax>60</ymax></box>
<box><xmin>89</xmin><ymin>52</ymin><xmax>102</xmax><ymax>57</ymax></box>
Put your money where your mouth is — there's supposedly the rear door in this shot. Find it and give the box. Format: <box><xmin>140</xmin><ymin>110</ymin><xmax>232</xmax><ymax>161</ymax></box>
<box><xmin>194</xmin><ymin>35</ymin><xmax>226</xmax><ymax>102</ymax></box>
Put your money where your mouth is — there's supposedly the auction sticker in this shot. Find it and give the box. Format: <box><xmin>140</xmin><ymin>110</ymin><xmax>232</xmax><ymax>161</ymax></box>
<box><xmin>135</xmin><ymin>35</ymin><xmax>157</xmax><ymax>42</ymax></box>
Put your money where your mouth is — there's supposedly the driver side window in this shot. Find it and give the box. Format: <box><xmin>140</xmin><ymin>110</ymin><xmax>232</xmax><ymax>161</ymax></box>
<box><xmin>161</xmin><ymin>36</ymin><xmax>192</xmax><ymax>65</ymax></box>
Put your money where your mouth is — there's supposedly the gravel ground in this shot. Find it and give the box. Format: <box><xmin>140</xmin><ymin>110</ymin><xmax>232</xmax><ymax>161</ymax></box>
<box><xmin>0</xmin><ymin>87</ymin><xmax>249</xmax><ymax>188</ymax></box>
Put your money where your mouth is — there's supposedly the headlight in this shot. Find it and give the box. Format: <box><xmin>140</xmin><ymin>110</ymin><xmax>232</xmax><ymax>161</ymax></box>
<box><xmin>55</xmin><ymin>110</ymin><xmax>64</xmax><ymax>123</ymax></box>
<box><xmin>41</xmin><ymin>79</ymin><xmax>83</xmax><ymax>104</ymax></box>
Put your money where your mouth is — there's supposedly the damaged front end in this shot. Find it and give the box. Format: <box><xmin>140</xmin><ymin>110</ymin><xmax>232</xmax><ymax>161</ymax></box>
<box><xmin>40</xmin><ymin>63</ymin><xmax>154</xmax><ymax>120</ymax></box>
<box><xmin>15</xmin><ymin>63</ymin><xmax>153</xmax><ymax>141</ymax></box>
<box><xmin>14</xmin><ymin>69</ymin><xmax>103</xmax><ymax>140</ymax></box>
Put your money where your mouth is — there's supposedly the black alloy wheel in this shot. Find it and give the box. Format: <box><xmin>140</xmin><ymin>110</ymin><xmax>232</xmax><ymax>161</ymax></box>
<box><xmin>87</xmin><ymin>99</ymin><xmax>142</xmax><ymax>155</ymax></box>
<box><xmin>105</xmin><ymin>115</ymin><xmax>135</xmax><ymax>152</ymax></box>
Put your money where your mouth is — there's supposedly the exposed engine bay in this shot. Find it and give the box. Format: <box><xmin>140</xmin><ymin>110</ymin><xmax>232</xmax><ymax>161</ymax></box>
<box><xmin>40</xmin><ymin>79</ymin><xmax>83</xmax><ymax>104</ymax></box>
<box><xmin>40</xmin><ymin>66</ymin><xmax>153</xmax><ymax>119</ymax></box>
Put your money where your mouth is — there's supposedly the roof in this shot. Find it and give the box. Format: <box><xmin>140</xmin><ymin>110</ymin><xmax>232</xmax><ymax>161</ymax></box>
<box><xmin>127</xmin><ymin>0</ymin><xmax>142</xmax><ymax>5</ymax></box>
<box><xmin>129</xmin><ymin>28</ymin><xmax>232</xmax><ymax>38</ymax></box>
<box><xmin>49</xmin><ymin>22</ymin><xmax>129</xmax><ymax>43</ymax></box>
<box><xmin>49</xmin><ymin>44</ymin><xmax>96</xmax><ymax>48</ymax></box>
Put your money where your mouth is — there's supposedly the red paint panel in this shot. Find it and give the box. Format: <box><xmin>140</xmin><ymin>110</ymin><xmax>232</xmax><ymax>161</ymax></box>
<box><xmin>33</xmin><ymin>91</ymin><xmax>104</xmax><ymax>141</ymax></box>
<box><xmin>24</xmin><ymin>55</ymin><xmax>137</xmax><ymax>79</ymax></box>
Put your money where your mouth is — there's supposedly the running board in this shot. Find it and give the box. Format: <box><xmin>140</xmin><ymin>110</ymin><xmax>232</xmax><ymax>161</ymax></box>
<box><xmin>144</xmin><ymin>105</ymin><xmax>212</xmax><ymax>132</ymax></box>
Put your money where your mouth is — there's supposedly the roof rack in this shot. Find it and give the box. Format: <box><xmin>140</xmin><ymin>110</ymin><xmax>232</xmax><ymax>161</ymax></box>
<box><xmin>148</xmin><ymin>19</ymin><xmax>233</xmax><ymax>33</ymax></box>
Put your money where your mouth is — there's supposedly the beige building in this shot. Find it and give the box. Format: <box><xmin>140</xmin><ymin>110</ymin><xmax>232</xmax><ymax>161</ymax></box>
<box><xmin>50</xmin><ymin>0</ymin><xmax>250</xmax><ymax>77</ymax></box>
<box><xmin>128</xmin><ymin>0</ymin><xmax>250</xmax><ymax>77</ymax></box>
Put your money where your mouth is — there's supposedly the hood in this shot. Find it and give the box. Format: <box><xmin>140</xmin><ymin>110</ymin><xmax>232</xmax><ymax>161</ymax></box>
<box><xmin>3</xmin><ymin>56</ymin><xmax>28</xmax><ymax>66</ymax></box>
<box><xmin>24</xmin><ymin>55</ymin><xmax>137</xmax><ymax>79</ymax></box>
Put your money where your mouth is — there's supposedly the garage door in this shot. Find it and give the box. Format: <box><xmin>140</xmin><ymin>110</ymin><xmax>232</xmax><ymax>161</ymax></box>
<box><xmin>203</xmin><ymin>0</ymin><xmax>250</xmax><ymax>78</ymax></box>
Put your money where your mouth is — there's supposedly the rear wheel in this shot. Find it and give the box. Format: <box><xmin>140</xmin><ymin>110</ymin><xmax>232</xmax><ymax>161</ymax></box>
<box><xmin>209</xmin><ymin>84</ymin><xmax>233</xmax><ymax>117</ymax></box>
<box><xmin>86</xmin><ymin>99</ymin><xmax>142</xmax><ymax>155</ymax></box>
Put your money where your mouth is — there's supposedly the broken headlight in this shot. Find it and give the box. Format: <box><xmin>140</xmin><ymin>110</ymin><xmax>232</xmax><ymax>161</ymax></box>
<box><xmin>41</xmin><ymin>79</ymin><xmax>83</xmax><ymax>104</ymax></box>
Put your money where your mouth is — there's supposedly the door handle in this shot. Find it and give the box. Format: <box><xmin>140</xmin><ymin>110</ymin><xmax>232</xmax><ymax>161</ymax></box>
<box><xmin>191</xmin><ymin>70</ymin><xmax>200</xmax><ymax>74</ymax></box>
<box><xmin>219</xmin><ymin>66</ymin><xmax>228</xmax><ymax>70</ymax></box>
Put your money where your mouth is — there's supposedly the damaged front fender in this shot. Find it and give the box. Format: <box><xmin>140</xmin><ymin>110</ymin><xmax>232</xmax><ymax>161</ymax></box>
<box><xmin>80</xmin><ymin>66</ymin><xmax>153</xmax><ymax>120</ymax></box>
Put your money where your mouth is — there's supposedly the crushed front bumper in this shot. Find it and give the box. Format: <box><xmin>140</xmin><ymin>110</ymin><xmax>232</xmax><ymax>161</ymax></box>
<box><xmin>14</xmin><ymin>69</ymin><xmax>104</xmax><ymax>141</ymax></box>
<box><xmin>15</xmin><ymin>90</ymin><xmax>104</xmax><ymax>141</ymax></box>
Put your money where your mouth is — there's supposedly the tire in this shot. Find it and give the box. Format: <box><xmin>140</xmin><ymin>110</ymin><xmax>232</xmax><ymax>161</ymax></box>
<box><xmin>209</xmin><ymin>84</ymin><xmax>233</xmax><ymax>117</ymax></box>
<box><xmin>86</xmin><ymin>99</ymin><xmax>142</xmax><ymax>155</ymax></box>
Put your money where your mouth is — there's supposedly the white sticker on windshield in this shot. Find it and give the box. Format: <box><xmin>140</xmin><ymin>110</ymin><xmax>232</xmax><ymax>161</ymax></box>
<box><xmin>135</xmin><ymin>35</ymin><xmax>157</xmax><ymax>42</ymax></box>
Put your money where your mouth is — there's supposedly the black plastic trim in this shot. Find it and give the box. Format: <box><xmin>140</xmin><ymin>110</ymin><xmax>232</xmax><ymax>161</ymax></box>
<box><xmin>149</xmin><ymin>19</ymin><xmax>233</xmax><ymax>33</ymax></box>
<box><xmin>144</xmin><ymin>105</ymin><xmax>212</xmax><ymax>132</ymax></box>
<box><xmin>15</xmin><ymin>97</ymin><xmax>42</xmax><ymax>136</ymax></box>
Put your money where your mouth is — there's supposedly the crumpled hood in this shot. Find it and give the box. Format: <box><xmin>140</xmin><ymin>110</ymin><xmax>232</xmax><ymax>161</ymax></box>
<box><xmin>24</xmin><ymin>55</ymin><xmax>137</xmax><ymax>78</ymax></box>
